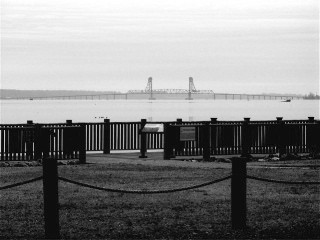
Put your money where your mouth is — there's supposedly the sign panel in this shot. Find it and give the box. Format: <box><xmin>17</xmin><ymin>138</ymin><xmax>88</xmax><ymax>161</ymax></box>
<box><xmin>180</xmin><ymin>127</ymin><xmax>196</xmax><ymax>141</ymax></box>
<box><xmin>142</xmin><ymin>124</ymin><xmax>164</xmax><ymax>133</ymax></box>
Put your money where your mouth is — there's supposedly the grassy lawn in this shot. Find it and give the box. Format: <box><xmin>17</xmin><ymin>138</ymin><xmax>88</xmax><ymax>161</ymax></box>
<box><xmin>0</xmin><ymin>160</ymin><xmax>319</xmax><ymax>239</ymax></box>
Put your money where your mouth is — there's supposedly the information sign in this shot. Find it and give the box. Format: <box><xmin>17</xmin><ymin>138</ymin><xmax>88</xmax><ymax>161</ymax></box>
<box><xmin>180</xmin><ymin>127</ymin><xmax>196</xmax><ymax>141</ymax></box>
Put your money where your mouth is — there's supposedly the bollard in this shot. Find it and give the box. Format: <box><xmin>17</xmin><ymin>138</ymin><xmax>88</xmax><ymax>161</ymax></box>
<box><xmin>79</xmin><ymin>123</ymin><xmax>86</xmax><ymax>164</ymax></box>
<box><xmin>231</xmin><ymin>157</ymin><xmax>247</xmax><ymax>230</ymax></box>
<box><xmin>241</xmin><ymin>118</ymin><xmax>251</xmax><ymax>157</ymax></box>
<box><xmin>103</xmin><ymin>119</ymin><xmax>111</xmax><ymax>154</ymax></box>
<box><xmin>42</xmin><ymin>158</ymin><xmax>60</xmax><ymax>239</ymax></box>
<box><xmin>203</xmin><ymin>122</ymin><xmax>210</xmax><ymax>161</ymax></box>
<box><xmin>139</xmin><ymin>119</ymin><xmax>147</xmax><ymax>158</ymax></box>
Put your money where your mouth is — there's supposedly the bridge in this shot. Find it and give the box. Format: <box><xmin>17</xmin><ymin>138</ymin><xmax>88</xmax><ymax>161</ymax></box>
<box><xmin>3</xmin><ymin>77</ymin><xmax>303</xmax><ymax>100</ymax></box>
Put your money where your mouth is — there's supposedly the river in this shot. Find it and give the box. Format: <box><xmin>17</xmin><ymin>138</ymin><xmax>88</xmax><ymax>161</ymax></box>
<box><xmin>0</xmin><ymin>99</ymin><xmax>318</xmax><ymax>124</ymax></box>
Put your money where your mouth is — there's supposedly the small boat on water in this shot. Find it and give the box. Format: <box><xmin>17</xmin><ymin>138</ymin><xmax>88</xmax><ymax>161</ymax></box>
<box><xmin>281</xmin><ymin>99</ymin><xmax>291</xmax><ymax>102</ymax></box>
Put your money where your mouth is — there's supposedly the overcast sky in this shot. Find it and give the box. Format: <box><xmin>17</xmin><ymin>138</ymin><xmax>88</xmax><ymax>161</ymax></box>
<box><xmin>1</xmin><ymin>0</ymin><xmax>319</xmax><ymax>94</ymax></box>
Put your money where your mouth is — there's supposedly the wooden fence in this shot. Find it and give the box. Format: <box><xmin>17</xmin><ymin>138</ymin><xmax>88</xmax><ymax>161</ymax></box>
<box><xmin>0</xmin><ymin>117</ymin><xmax>319</xmax><ymax>161</ymax></box>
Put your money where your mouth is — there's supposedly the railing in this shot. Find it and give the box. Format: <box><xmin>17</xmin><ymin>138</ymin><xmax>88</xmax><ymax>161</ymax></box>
<box><xmin>0</xmin><ymin>117</ymin><xmax>319</xmax><ymax>161</ymax></box>
<box><xmin>167</xmin><ymin>117</ymin><xmax>319</xmax><ymax>158</ymax></box>
<box><xmin>0</xmin><ymin>122</ymin><xmax>86</xmax><ymax>162</ymax></box>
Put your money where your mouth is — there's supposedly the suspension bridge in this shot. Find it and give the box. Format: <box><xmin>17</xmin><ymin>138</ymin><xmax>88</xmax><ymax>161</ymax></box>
<box><xmin>4</xmin><ymin>77</ymin><xmax>303</xmax><ymax>100</ymax></box>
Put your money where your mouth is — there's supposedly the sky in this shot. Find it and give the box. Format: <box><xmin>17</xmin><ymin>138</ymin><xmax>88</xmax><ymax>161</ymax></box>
<box><xmin>1</xmin><ymin>0</ymin><xmax>319</xmax><ymax>94</ymax></box>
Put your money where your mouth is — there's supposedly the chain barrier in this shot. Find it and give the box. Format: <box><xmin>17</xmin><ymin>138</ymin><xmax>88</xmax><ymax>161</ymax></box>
<box><xmin>247</xmin><ymin>175</ymin><xmax>320</xmax><ymax>185</ymax></box>
<box><xmin>58</xmin><ymin>175</ymin><xmax>232</xmax><ymax>194</ymax></box>
<box><xmin>0</xmin><ymin>176</ymin><xmax>43</xmax><ymax>190</ymax></box>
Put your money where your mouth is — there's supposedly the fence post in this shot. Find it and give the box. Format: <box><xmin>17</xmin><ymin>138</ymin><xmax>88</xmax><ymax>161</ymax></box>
<box><xmin>103</xmin><ymin>119</ymin><xmax>110</xmax><ymax>154</ymax></box>
<box><xmin>241</xmin><ymin>118</ymin><xmax>250</xmax><ymax>157</ymax></box>
<box><xmin>307</xmin><ymin>117</ymin><xmax>318</xmax><ymax>156</ymax></box>
<box><xmin>42</xmin><ymin>158</ymin><xmax>60</xmax><ymax>239</ymax></box>
<box><xmin>26</xmin><ymin>120</ymin><xmax>34</xmax><ymax>160</ymax></box>
<box><xmin>210</xmin><ymin>118</ymin><xmax>217</xmax><ymax>155</ymax></box>
<box><xmin>231</xmin><ymin>157</ymin><xmax>247</xmax><ymax>230</ymax></box>
<box><xmin>34</xmin><ymin>124</ymin><xmax>42</xmax><ymax>160</ymax></box>
<box><xmin>164</xmin><ymin>122</ymin><xmax>173</xmax><ymax>160</ymax></box>
<box><xmin>139</xmin><ymin>119</ymin><xmax>147</xmax><ymax>158</ymax></box>
<box><xmin>79</xmin><ymin>123</ymin><xmax>86</xmax><ymax>164</ymax></box>
<box><xmin>276</xmin><ymin>117</ymin><xmax>285</xmax><ymax>158</ymax></box>
<box><xmin>203</xmin><ymin>122</ymin><xmax>210</xmax><ymax>161</ymax></box>
<box><xmin>176</xmin><ymin>119</ymin><xmax>183</xmax><ymax>154</ymax></box>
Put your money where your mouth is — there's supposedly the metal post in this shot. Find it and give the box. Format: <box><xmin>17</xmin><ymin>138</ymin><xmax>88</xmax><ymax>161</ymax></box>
<box><xmin>139</xmin><ymin>119</ymin><xmax>147</xmax><ymax>158</ymax></box>
<box><xmin>43</xmin><ymin>158</ymin><xmax>60</xmax><ymax>239</ymax></box>
<box><xmin>231</xmin><ymin>157</ymin><xmax>247</xmax><ymax>230</ymax></box>
<box><xmin>103</xmin><ymin>119</ymin><xmax>110</xmax><ymax>154</ymax></box>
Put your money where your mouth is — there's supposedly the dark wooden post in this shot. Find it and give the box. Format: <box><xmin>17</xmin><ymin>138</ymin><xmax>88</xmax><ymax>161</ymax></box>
<box><xmin>164</xmin><ymin>122</ymin><xmax>173</xmax><ymax>160</ymax></box>
<box><xmin>203</xmin><ymin>122</ymin><xmax>210</xmax><ymax>161</ymax></box>
<box><xmin>231</xmin><ymin>157</ymin><xmax>247</xmax><ymax>230</ymax></box>
<box><xmin>79</xmin><ymin>123</ymin><xmax>86</xmax><ymax>164</ymax></box>
<box><xmin>307</xmin><ymin>117</ymin><xmax>317</xmax><ymax>156</ymax></box>
<box><xmin>139</xmin><ymin>119</ymin><xmax>147</xmax><ymax>158</ymax></box>
<box><xmin>66</xmin><ymin>120</ymin><xmax>72</xmax><ymax>125</ymax></box>
<box><xmin>42</xmin><ymin>158</ymin><xmax>60</xmax><ymax>239</ymax></box>
<box><xmin>241</xmin><ymin>118</ymin><xmax>250</xmax><ymax>157</ymax></box>
<box><xmin>34</xmin><ymin>124</ymin><xmax>42</xmax><ymax>160</ymax></box>
<box><xmin>276</xmin><ymin>117</ymin><xmax>285</xmax><ymax>157</ymax></box>
<box><xmin>210</xmin><ymin>118</ymin><xmax>217</xmax><ymax>155</ymax></box>
<box><xmin>176</xmin><ymin>119</ymin><xmax>183</xmax><ymax>154</ymax></box>
<box><xmin>103</xmin><ymin>119</ymin><xmax>110</xmax><ymax>154</ymax></box>
<box><xmin>26</xmin><ymin>120</ymin><xmax>34</xmax><ymax>160</ymax></box>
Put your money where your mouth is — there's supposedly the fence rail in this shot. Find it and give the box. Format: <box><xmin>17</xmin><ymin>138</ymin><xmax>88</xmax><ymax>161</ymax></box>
<box><xmin>0</xmin><ymin>117</ymin><xmax>319</xmax><ymax>161</ymax></box>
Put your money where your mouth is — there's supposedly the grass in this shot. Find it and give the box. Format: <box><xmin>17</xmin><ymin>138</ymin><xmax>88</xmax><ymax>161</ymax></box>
<box><xmin>0</xmin><ymin>159</ymin><xmax>319</xmax><ymax>239</ymax></box>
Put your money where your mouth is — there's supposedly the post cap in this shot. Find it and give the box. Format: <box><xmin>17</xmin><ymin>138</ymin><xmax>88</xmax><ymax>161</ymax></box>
<box><xmin>308</xmin><ymin>117</ymin><xmax>315</xmax><ymax>122</ymax></box>
<box><xmin>243</xmin><ymin>118</ymin><xmax>250</xmax><ymax>122</ymax></box>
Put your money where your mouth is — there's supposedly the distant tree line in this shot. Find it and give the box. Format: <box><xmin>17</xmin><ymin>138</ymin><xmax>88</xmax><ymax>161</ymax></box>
<box><xmin>303</xmin><ymin>92</ymin><xmax>320</xmax><ymax>99</ymax></box>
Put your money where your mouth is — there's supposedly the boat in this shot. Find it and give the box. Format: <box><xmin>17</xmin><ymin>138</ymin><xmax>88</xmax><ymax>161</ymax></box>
<box><xmin>281</xmin><ymin>99</ymin><xmax>291</xmax><ymax>102</ymax></box>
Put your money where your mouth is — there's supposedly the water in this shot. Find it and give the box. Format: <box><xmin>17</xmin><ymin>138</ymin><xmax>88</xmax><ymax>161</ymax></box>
<box><xmin>0</xmin><ymin>99</ymin><xmax>318</xmax><ymax>124</ymax></box>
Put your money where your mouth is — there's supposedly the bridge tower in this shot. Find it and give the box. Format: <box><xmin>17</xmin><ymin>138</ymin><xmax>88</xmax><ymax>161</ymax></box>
<box><xmin>145</xmin><ymin>77</ymin><xmax>155</xmax><ymax>100</ymax></box>
<box><xmin>186</xmin><ymin>77</ymin><xmax>196</xmax><ymax>100</ymax></box>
